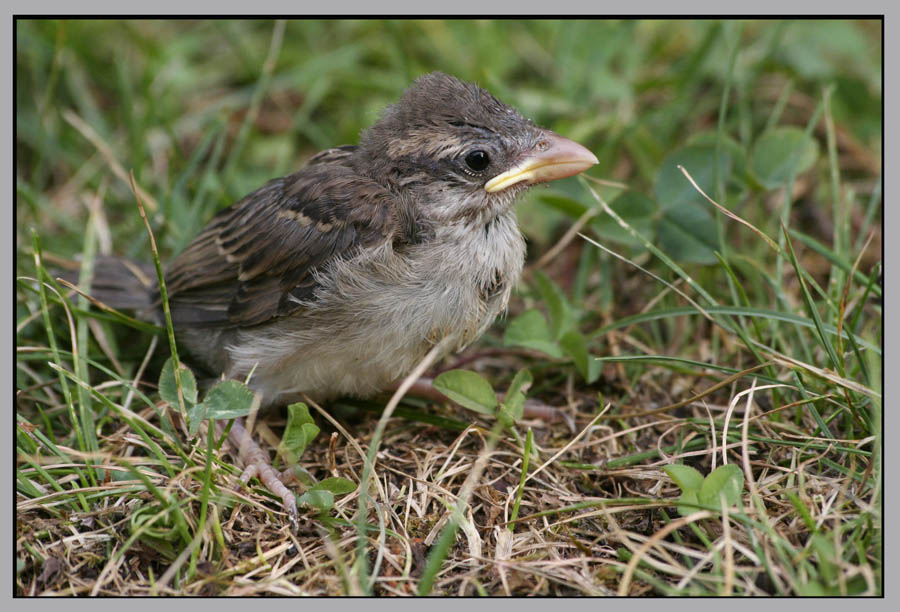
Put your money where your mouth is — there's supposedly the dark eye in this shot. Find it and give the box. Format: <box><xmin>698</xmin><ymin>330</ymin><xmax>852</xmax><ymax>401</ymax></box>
<box><xmin>464</xmin><ymin>150</ymin><xmax>490</xmax><ymax>171</ymax></box>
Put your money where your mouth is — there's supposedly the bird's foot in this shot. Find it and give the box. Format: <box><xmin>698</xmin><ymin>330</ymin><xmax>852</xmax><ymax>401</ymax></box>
<box><xmin>228</xmin><ymin>418</ymin><xmax>300</xmax><ymax>531</ymax></box>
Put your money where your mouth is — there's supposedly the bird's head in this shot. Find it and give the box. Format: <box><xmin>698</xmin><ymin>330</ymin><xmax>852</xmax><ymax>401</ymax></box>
<box><xmin>357</xmin><ymin>72</ymin><xmax>598</xmax><ymax>224</ymax></box>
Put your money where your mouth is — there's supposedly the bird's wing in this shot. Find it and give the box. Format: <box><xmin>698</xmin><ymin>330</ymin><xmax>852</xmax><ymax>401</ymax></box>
<box><xmin>164</xmin><ymin>150</ymin><xmax>409</xmax><ymax>328</ymax></box>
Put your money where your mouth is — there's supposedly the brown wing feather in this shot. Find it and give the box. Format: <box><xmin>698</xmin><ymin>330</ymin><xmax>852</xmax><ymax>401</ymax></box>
<box><xmin>163</xmin><ymin>149</ymin><xmax>402</xmax><ymax>328</ymax></box>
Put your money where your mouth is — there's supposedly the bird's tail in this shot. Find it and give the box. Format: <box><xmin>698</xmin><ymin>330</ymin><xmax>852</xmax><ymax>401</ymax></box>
<box><xmin>62</xmin><ymin>256</ymin><xmax>159</xmax><ymax>314</ymax></box>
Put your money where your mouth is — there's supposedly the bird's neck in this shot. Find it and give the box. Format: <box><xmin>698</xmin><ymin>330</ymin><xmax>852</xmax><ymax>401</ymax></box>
<box><xmin>428</xmin><ymin>209</ymin><xmax>525</xmax><ymax>283</ymax></box>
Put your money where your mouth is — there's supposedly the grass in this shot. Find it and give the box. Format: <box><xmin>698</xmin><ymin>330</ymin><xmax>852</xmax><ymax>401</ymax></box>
<box><xmin>16</xmin><ymin>19</ymin><xmax>882</xmax><ymax>596</ymax></box>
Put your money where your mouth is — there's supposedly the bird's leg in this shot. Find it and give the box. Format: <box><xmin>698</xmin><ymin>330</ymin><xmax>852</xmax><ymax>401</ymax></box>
<box><xmin>226</xmin><ymin>418</ymin><xmax>300</xmax><ymax>531</ymax></box>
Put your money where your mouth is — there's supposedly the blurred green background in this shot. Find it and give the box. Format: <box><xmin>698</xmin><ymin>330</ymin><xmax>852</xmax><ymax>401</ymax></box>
<box><xmin>16</xmin><ymin>19</ymin><xmax>881</xmax><ymax>262</ymax></box>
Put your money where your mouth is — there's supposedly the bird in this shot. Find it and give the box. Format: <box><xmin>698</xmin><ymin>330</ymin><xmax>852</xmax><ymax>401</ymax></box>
<box><xmin>85</xmin><ymin>71</ymin><xmax>598</xmax><ymax>527</ymax></box>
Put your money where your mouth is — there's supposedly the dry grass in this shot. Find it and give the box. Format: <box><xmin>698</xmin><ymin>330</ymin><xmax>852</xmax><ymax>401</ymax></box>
<box><xmin>17</xmin><ymin>240</ymin><xmax>881</xmax><ymax>595</ymax></box>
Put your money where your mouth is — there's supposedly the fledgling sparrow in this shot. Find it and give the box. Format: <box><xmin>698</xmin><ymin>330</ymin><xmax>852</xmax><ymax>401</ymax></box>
<box><xmin>88</xmin><ymin>72</ymin><xmax>598</xmax><ymax>525</ymax></box>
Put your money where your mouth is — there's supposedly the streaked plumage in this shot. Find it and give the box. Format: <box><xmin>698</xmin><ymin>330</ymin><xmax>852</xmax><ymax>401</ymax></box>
<box><xmin>90</xmin><ymin>72</ymin><xmax>597</xmax><ymax>407</ymax></box>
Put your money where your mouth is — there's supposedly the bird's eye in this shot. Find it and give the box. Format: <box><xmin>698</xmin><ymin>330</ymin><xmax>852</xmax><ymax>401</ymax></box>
<box><xmin>464</xmin><ymin>150</ymin><xmax>490</xmax><ymax>172</ymax></box>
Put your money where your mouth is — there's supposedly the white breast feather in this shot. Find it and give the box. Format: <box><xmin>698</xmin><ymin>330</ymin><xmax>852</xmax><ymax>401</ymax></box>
<box><xmin>225</xmin><ymin>210</ymin><xmax>525</xmax><ymax>405</ymax></box>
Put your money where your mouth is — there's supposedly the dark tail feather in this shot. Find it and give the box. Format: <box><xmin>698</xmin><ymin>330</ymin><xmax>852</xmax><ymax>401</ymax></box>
<box><xmin>63</xmin><ymin>256</ymin><xmax>158</xmax><ymax>313</ymax></box>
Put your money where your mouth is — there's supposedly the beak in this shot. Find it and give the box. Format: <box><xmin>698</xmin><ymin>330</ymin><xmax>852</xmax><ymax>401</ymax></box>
<box><xmin>484</xmin><ymin>131</ymin><xmax>598</xmax><ymax>193</ymax></box>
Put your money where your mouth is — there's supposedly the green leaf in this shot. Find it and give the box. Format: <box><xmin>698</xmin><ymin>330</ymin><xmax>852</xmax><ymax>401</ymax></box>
<box><xmin>505</xmin><ymin>368</ymin><xmax>534</xmax><ymax>402</ymax></box>
<box><xmin>657</xmin><ymin>202</ymin><xmax>719</xmax><ymax>264</ymax></box>
<box><xmin>283</xmin><ymin>465</ymin><xmax>317</xmax><ymax>488</ymax></box>
<box><xmin>698</xmin><ymin>464</ymin><xmax>744</xmax><ymax>509</ymax></box>
<box><xmin>309</xmin><ymin>477</ymin><xmax>357</xmax><ymax>495</ymax></box>
<box><xmin>499</xmin><ymin>369</ymin><xmax>532</xmax><ymax>428</ymax></box>
<box><xmin>663</xmin><ymin>464</ymin><xmax>705</xmax><ymax>492</ymax></box>
<box><xmin>498</xmin><ymin>404</ymin><xmax>522</xmax><ymax>429</ymax></box>
<box><xmin>655</xmin><ymin>144</ymin><xmax>732</xmax><ymax>212</ymax></box>
<box><xmin>297</xmin><ymin>489</ymin><xmax>334</xmax><ymax>511</ymax></box>
<box><xmin>534</xmin><ymin>271</ymin><xmax>575</xmax><ymax>339</ymax></box>
<box><xmin>653</xmin><ymin>144</ymin><xmax>730</xmax><ymax>264</ymax></box>
<box><xmin>433</xmin><ymin>370</ymin><xmax>498</xmax><ymax>415</ymax></box>
<box><xmin>750</xmin><ymin>126</ymin><xmax>819</xmax><ymax>190</ymax></box>
<box><xmin>687</xmin><ymin>131</ymin><xmax>749</xmax><ymax>180</ymax></box>
<box><xmin>592</xmin><ymin>190</ymin><xmax>658</xmax><ymax>247</ymax></box>
<box><xmin>502</xmin><ymin>309</ymin><xmax>563</xmax><ymax>358</ymax></box>
<box><xmin>558</xmin><ymin>330</ymin><xmax>601</xmax><ymax>383</ymax></box>
<box><xmin>278</xmin><ymin>403</ymin><xmax>320</xmax><ymax>462</ymax></box>
<box><xmin>158</xmin><ymin>357</ymin><xmax>198</xmax><ymax>408</ymax></box>
<box><xmin>676</xmin><ymin>490</ymin><xmax>700</xmax><ymax>517</ymax></box>
<box><xmin>202</xmin><ymin>380</ymin><xmax>256</xmax><ymax>420</ymax></box>
<box><xmin>186</xmin><ymin>403</ymin><xmax>207</xmax><ymax>436</ymax></box>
